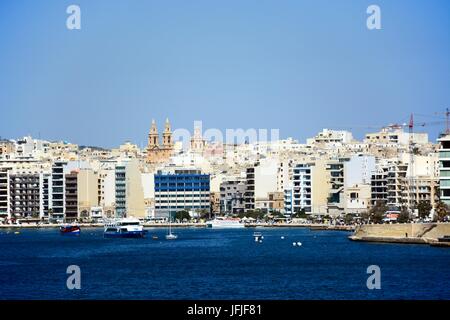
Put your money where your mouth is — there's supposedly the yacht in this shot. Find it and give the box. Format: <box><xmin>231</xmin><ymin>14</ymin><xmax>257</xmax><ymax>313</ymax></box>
<box><xmin>206</xmin><ymin>216</ymin><xmax>245</xmax><ymax>228</ymax></box>
<box><xmin>103</xmin><ymin>218</ymin><xmax>146</xmax><ymax>238</ymax></box>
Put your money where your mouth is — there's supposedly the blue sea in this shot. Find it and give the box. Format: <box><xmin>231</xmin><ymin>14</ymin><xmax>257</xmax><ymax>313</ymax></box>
<box><xmin>0</xmin><ymin>227</ymin><xmax>449</xmax><ymax>300</ymax></box>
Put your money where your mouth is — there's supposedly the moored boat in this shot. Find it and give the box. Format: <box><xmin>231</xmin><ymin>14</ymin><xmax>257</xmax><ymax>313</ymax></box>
<box><xmin>206</xmin><ymin>216</ymin><xmax>245</xmax><ymax>228</ymax></box>
<box><xmin>60</xmin><ymin>224</ymin><xmax>80</xmax><ymax>235</ymax></box>
<box><xmin>103</xmin><ymin>218</ymin><xmax>146</xmax><ymax>238</ymax></box>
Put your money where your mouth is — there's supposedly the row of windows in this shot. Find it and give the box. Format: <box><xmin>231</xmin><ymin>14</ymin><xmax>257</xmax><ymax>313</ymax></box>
<box><xmin>155</xmin><ymin>205</ymin><xmax>210</xmax><ymax>209</ymax></box>
<box><xmin>156</xmin><ymin>194</ymin><xmax>209</xmax><ymax>198</ymax></box>
<box><xmin>156</xmin><ymin>200</ymin><xmax>210</xmax><ymax>204</ymax></box>
<box><xmin>155</xmin><ymin>174</ymin><xmax>209</xmax><ymax>181</ymax></box>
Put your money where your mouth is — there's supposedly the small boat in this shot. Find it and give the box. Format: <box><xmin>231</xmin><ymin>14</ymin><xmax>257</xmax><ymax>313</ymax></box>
<box><xmin>152</xmin><ymin>235</ymin><xmax>159</xmax><ymax>240</ymax></box>
<box><xmin>166</xmin><ymin>233</ymin><xmax>178</xmax><ymax>240</ymax></box>
<box><xmin>166</xmin><ymin>217</ymin><xmax>178</xmax><ymax>240</ymax></box>
<box><xmin>253</xmin><ymin>231</ymin><xmax>263</xmax><ymax>242</ymax></box>
<box><xmin>103</xmin><ymin>218</ymin><xmax>146</xmax><ymax>238</ymax></box>
<box><xmin>60</xmin><ymin>224</ymin><xmax>80</xmax><ymax>235</ymax></box>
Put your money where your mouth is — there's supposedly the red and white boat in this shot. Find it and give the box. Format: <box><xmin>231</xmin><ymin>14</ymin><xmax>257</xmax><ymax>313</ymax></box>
<box><xmin>60</xmin><ymin>224</ymin><xmax>81</xmax><ymax>235</ymax></box>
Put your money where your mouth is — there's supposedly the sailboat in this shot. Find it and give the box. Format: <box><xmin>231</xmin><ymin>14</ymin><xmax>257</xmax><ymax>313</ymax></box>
<box><xmin>165</xmin><ymin>213</ymin><xmax>178</xmax><ymax>240</ymax></box>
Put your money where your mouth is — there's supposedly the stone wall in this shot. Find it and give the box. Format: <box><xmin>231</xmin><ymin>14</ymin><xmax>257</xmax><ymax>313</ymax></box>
<box><xmin>352</xmin><ymin>223</ymin><xmax>450</xmax><ymax>242</ymax></box>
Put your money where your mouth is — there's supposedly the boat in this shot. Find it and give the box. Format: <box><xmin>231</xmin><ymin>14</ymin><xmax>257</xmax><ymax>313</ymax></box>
<box><xmin>60</xmin><ymin>224</ymin><xmax>80</xmax><ymax>235</ymax></box>
<box><xmin>253</xmin><ymin>231</ymin><xmax>263</xmax><ymax>242</ymax></box>
<box><xmin>165</xmin><ymin>216</ymin><xmax>178</xmax><ymax>240</ymax></box>
<box><xmin>206</xmin><ymin>216</ymin><xmax>245</xmax><ymax>228</ymax></box>
<box><xmin>103</xmin><ymin>218</ymin><xmax>146</xmax><ymax>238</ymax></box>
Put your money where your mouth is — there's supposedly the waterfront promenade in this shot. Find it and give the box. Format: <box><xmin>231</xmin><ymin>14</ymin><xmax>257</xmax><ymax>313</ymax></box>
<box><xmin>0</xmin><ymin>221</ymin><xmax>354</xmax><ymax>231</ymax></box>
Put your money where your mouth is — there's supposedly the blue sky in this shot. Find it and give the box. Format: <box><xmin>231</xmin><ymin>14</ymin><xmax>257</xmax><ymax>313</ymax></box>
<box><xmin>0</xmin><ymin>0</ymin><xmax>449</xmax><ymax>148</ymax></box>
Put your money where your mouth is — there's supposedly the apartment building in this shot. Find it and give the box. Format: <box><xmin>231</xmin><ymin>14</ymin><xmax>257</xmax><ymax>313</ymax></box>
<box><xmin>371</xmin><ymin>166</ymin><xmax>388</xmax><ymax>206</ymax></box>
<box><xmin>244</xmin><ymin>159</ymin><xmax>278</xmax><ymax>213</ymax></box>
<box><xmin>284</xmin><ymin>160</ymin><xmax>329</xmax><ymax>216</ymax></box>
<box><xmin>50</xmin><ymin>161</ymin><xmax>67</xmax><ymax>221</ymax></box>
<box><xmin>0</xmin><ymin>167</ymin><xmax>10</xmax><ymax>218</ymax></box>
<box><xmin>364</xmin><ymin>126</ymin><xmax>428</xmax><ymax>146</ymax></box>
<box><xmin>0</xmin><ymin>140</ymin><xmax>15</xmax><ymax>157</ymax></box>
<box><xmin>220</xmin><ymin>178</ymin><xmax>246</xmax><ymax>214</ymax></box>
<box><xmin>386</xmin><ymin>162</ymin><xmax>408</xmax><ymax>211</ymax></box>
<box><xmin>307</xmin><ymin>129</ymin><xmax>354</xmax><ymax>145</ymax></box>
<box><xmin>438</xmin><ymin>133</ymin><xmax>450</xmax><ymax>206</ymax></box>
<box><xmin>327</xmin><ymin>159</ymin><xmax>346</xmax><ymax>216</ymax></box>
<box><xmin>114</xmin><ymin>159</ymin><xmax>146</xmax><ymax>219</ymax></box>
<box><xmin>65</xmin><ymin>171</ymin><xmax>78</xmax><ymax>221</ymax></box>
<box><xmin>343</xmin><ymin>155</ymin><xmax>375</xmax><ymax>214</ymax></box>
<box><xmin>284</xmin><ymin>164</ymin><xmax>312</xmax><ymax>214</ymax></box>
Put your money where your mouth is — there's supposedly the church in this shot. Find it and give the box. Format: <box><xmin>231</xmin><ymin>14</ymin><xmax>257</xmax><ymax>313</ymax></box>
<box><xmin>146</xmin><ymin>118</ymin><xmax>174</xmax><ymax>164</ymax></box>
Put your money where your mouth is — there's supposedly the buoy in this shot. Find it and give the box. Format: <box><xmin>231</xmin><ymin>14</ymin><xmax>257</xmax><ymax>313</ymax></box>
<box><xmin>261</xmin><ymin>236</ymin><xmax>264</xmax><ymax>240</ymax></box>
<box><xmin>281</xmin><ymin>236</ymin><xmax>285</xmax><ymax>239</ymax></box>
<box><xmin>259</xmin><ymin>240</ymin><xmax>263</xmax><ymax>243</ymax></box>
<box><xmin>297</xmin><ymin>242</ymin><xmax>302</xmax><ymax>246</ymax></box>
<box><xmin>292</xmin><ymin>242</ymin><xmax>297</xmax><ymax>246</ymax></box>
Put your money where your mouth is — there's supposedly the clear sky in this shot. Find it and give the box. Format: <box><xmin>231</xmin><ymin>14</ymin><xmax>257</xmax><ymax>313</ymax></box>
<box><xmin>0</xmin><ymin>0</ymin><xmax>449</xmax><ymax>148</ymax></box>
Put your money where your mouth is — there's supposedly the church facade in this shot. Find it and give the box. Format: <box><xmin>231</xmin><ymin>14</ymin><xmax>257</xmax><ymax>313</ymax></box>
<box><xmin>146</xmin><ymin>119</ymin><xmax>174</xmax><ymax>164</ymax></box>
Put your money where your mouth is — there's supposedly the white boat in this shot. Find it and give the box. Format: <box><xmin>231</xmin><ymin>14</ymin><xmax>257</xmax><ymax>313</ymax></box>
<box><xmin>253</xmin><ymin>231</ymin><xmax>263</xmax><ymax>241</ymax></box>
<box><xmin>206</xmin><ymin>217</ymin><xmax>245</xmax><ymax>228</ymax></box>
<box><xmin>104</xmin><ymin>217</ymin><xmax>146</xmax><ymax>238</ymax></box>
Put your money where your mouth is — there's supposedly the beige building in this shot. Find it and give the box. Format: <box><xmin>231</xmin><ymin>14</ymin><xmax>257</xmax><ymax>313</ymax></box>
<box><xmin>364</xmin><ymin>126</ymin><xmax>428</xmax><ymax>145</ymax></box>
<box><xmin>115</xmin><ymin>159</ymin><xmax>146</xmax><ymax>219</ymax></box>
<box><xmin>0</xmin><ymin>140</ymin><xmax>14</xmax><ymax>156</ymax></box>
<box><xmin>311</xmin><ymin>159</ymin><xmax>330</xmax><ymax>215</ymax></box>
<box><xmin>77</xmin><ymin>169</ymin><xmax>99</xmax><ymax>218</ymax></box>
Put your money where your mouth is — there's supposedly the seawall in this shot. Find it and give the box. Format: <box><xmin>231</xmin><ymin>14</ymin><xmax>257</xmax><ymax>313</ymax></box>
<box><xmin>349</xmin><ymin>223</ymin><xmax>450</xmax><ymax>246</ymax></box>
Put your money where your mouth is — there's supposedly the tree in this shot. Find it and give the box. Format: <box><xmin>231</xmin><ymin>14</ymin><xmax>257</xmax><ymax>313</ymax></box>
<box><xmin>369</xmin><ymin>202</ymin><xmax>387</xmax><ymax>224</ymax></box>
<box><xmin>435</xmin><ymin>201</ymin><xmax>449</xmax><ymax>222</ymax></box>
<box><xmin>175</xmin><ymin>210</ymin><xmax>190</xmax><ymax>221</ymax></box>
<box><xmin>417</xmin><ymin>201</ymin><xmax>432</xmax><ymax>220</ymax></box>
<box><xmin>344</xmin><ymin>214</ymin><xmax>354</xmax><ymax>225</ymax></box>
<box><xmin>397</xmin><ymin>207</ymin><xmax>410</xmax><ymax>223</ymax></box>
<box><xmin>361</xmin><ymin>211</ymin><xmax>370</xmax><ymax>223</ymax></box>
<box><xmin>294</xmin><ymin>208</ymin><xmax>307</xmax><ymax>219</ymax></box>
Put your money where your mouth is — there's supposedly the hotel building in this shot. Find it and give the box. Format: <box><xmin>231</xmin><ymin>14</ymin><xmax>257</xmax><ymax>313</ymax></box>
<box><xmin>154</xmin><ymin>169</ymin><xmax>210</xmax><ymax>218</ymax></box>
